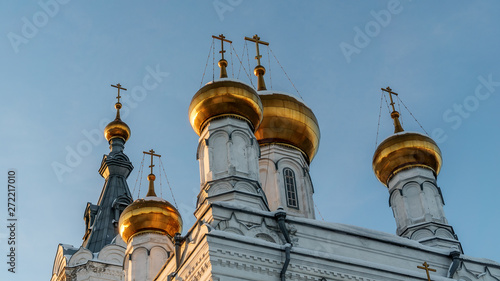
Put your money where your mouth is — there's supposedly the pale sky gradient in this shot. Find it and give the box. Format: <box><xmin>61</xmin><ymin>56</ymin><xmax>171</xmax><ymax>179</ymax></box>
<box><xmin>0</xmin><ymin>1</ymin><xmax>499</xmax><ymax>280</ymax></box>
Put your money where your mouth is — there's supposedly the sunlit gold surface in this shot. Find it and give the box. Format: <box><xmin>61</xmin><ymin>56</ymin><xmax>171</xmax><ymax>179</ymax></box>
<box><xmin>373</xmin><ymin>132</ymin><xmax>442</xmax><ymax>186</ymax></box>
<box><xmin>119</xmin><ymin>198</ymin><xmax>182</xmax><ymax>243</ymax></box>
<box><xmin>104</xmin><ymin>119</ymin><xmax>131</xmax><ymax>142</ymax></box>
<box><xmin>189</xmin><ymin>80</ymin><xmax>263</xmax><ymax>136</ymax></box>
<box><xmin>255</xmin><ymin>93</ymin><xmax>320</xmax><ymax>163</ymax></box>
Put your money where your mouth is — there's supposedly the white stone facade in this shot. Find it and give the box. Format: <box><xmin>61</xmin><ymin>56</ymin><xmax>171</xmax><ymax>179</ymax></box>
<box><xmin>259</xmin><ymin>144</ymin><xmax>315</xmax><ymax>219</ymax></box>
<box><xmin>124</xmin><ymin>233</ymin><xmax>173</xmax><ymax>281</ymax></box>
<box><xmin>388</xmin><ymin>167</ymin><xmax>462</xmax><ymax>251</ymax></box>
<box><xmin>195</xmin><ymin>117</ymin><xmax>269</xmax><ymax>217</ymax></box>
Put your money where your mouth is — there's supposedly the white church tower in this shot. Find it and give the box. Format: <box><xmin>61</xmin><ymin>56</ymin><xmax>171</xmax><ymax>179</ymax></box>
<box><xmin>118</xmin><ymin>150</ymin><xmax>182</xmax><ymax>281</ymax></box>
<box><xmin>188</xmin><ymin>34</ymin><xmax>270</xmax><ymax>218</ymax></box>
<box><xmin>373</xmin><ymin>87</ymin><xmax>462</xmax><ymax>252</ymax></box>
<box><xmin>246</xmin><ymin>34</ymin><xmax>320</xmax><ymax>219</ymax></box>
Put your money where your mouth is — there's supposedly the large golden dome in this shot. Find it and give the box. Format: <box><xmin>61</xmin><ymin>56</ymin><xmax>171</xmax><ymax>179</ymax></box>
<box><xmin>254</xmin><ymin>91</ymin><xmax>320</xmax><ymax>163</ymax></box>
<box><xmin>118</xmin><ymin>196</ymin><xmax>182</xmax><ymax>243</ymax></box>
<box><xmin>188</xmin><ymin>79</ymin><xmax>263</xmax><ymax>136</ymax></box>
<box><xmin>372</xmin><ymin>132</ymin><xmax>442</xmax><ymax>186</ymax></box>
<box><xmin>104</xmin><ymin>102</ymin><xmax>131</xmax><ymax>142</ymax></box>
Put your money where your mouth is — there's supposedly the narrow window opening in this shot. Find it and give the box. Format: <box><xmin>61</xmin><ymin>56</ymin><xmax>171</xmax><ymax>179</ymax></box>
<box><xmin>283</xmin><ymin>168</ymin><xmax>299</xmax><ymax>209</ymax></box>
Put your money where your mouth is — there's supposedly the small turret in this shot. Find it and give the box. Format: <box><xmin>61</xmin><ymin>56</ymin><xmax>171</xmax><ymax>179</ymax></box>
<box><xmin>373</xmin><ymin>87</ymin><xmax>461</xmax><ymax>252</ymax></box>
<box><xmin>119</xmin><ymin>149</ymin><xmax>182</xmax><ymax>281</ymax></box>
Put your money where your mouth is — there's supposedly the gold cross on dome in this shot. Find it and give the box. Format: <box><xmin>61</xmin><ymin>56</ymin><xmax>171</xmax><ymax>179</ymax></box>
<box><xmin>111</xmin><ymin>83</ymin><xmax>127</xmax><ymax>103</ymax></box>
<box><xmin>417</xmin><ymin>262</ymin><xmax>436</xmax><ymax>281</ymax></box>
<box><xmin>143</xmin><ymin>149</ymin><xmax>161</xmax><ymax>175</ymax></box>
<box><xmin>212</xmin><ymin>34</ymin><xmax>232</xmax><ymax>60</ymax></box>
<box><xmin>244</xmin><ymin>34</ymin><xmax>269</xmax><ymax>66</ymax></box>
<box><xmin>381</xmin><ymin>86</ymin><xmax>399</xmax><ymax>112</ymax></box>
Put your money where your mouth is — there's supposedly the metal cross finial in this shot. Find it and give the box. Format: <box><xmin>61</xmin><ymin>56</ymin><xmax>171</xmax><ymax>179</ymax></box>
<box><xmin>245</xmin><ymin>34</ymin><xmax>269</xmax><ymax>66</ymax></box>
<box><xmin>417</xmin><ymin>262</ymin><xmax>436</xmax><ymax>281</ymax></box>
<box><xmin>143</xmin><ymin>149</ymin><xmax>161</xmax><ymax>175</ymax></box>
<box><xmin>212</xmin><ymin>34</ymin><xmax>232</xmax><ymax>60</ymax></box>
<box><xmin>381</xmin><ymin>86</ymin><xmax>404</xmax><ymax>133</ymax></box>
<box><xmin>381</xmin><ymin>86</ymin><xmax>398</xmax><ymax>112</ymax></box>
<box><xmin>111</xmin><ymin>83</ymin><xmax>127</xmax><ymax>103</ymax></box>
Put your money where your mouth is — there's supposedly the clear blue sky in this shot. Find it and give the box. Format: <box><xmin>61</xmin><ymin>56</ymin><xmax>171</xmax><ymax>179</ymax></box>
<box><xmin>0</xmin><ymin>1</ymin><xmax>499</xmax><ymax>280</ymax></box>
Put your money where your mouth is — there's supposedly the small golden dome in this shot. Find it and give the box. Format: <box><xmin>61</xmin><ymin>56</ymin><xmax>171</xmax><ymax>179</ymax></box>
<box><xmin>118</xmin><ymin>197</ymin><xmax>182</xmax><ymax>243</ymax></box>
<box><xmin>188</xmin><ymin>79</ymin><xmax>263</xmax><ymax>136</ymax></box>
<box><xmin>254</xmin><ymin>92</ymin><xmax>320</xmax><ymax>163</ymax></box>
<box><xmin>104</xmin><ymin>103</ymin><xmax>131</xmax><ymax>142</ymax></box>
<box><xmin>372</xmin><ymin>132</ymin><xmax>442</xmax><ymax>186</ymax></box>
<box><xmin>104</xmin><ymin>120</ymin><xmax>131</xmax><ymax>142</ymax></box>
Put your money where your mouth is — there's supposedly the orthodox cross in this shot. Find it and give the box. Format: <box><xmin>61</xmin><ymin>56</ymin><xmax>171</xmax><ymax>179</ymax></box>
<box><xmin>381</xmin><ymin>86</ymin><xmax>399</xmax><ymax>112</ymax></box>
<box><xmin>143</xmin><ymin>149</ymin><xmax>161</xmax><ymax>175</ymax></box>
<box><xmin>244</xmin><ymin>34</ymin><xmax>269</xmax><ymax>66</ymax></box>
<box><xmin>417</xmin><ymin>262</ymin><xmax>436</xmax><ymax>281</ymax></box>
<box><xmin>111</xmin><ymin>83</ymin><xmax>127</xmax><ymax>103</ymax></box>
<box><xmin>212</xmin><ymin>34</ymin><xmax>232</xmax><ymax>60</ymax></box>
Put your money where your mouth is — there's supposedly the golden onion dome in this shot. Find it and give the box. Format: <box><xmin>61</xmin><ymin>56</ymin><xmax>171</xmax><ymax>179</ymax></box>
<box><xmin>254</xmin><ymin>91</ymin><xmax>320</xmax><ymax>163</ymax></box>
<box><xmin>104</xmin><ymin>102</ymin><xmax>131</xmax><ymax>142</ymax></box>
<box><xmin>372</xmin><ymin>131</ymin><xmax>442</xmax><ymax>186</ymax></box>
<box><xmin>188</xmin><ymin>79</ymin><xmax>263</xmax><ymax>136</ymax></box>
<box><xmin>118</xmin><ymin>196</ymin><xmax>182</xmax><ymax>243</ymax></box>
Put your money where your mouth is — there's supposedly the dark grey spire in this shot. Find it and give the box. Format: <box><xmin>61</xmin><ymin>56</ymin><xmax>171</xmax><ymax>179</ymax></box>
<box><xmin>82</xmin><ymin>137</ymin><xmax>133</xmax><ymax>253</ymax></box>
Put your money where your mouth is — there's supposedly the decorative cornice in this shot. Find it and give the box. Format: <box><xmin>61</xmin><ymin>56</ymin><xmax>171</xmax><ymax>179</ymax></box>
<box><xmin>212</xmin><ymin>248</ymin><xmax>380</xmax><ymax>281</ymax></box>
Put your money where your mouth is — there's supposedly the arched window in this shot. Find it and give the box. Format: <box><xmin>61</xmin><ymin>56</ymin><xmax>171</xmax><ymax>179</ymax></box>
<box><xmin>283</xmin><ymin>168</ymin><xmax>298</xmax><ymax>208</ymax></box>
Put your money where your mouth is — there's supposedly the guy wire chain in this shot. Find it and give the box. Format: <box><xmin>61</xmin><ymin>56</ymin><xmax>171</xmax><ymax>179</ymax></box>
<box><xmin>231</xmin><ymin>43</ymin><xmax>255</xmax><ymax>88</ymax></box>
<box><xmin>397</xmin><ymin>95</ymin><xmax>403</xmax><ymax>126</ymax></box>
<box><xmin>269</xmin><ymin>47</ymin><xmax>303</xmax><ymax>99</ymax></box>
<box><xmin>383</xmin><ymin>92</ymin><xmax>391</xmax><ymax>114</ymax></box>
<box><xmin>375</xmin><ymin>91</ymin><xmax>384</xmax><ymax>148</ymax></box>
<box><xmin>230</xmin><ymin>43</ymin><xmax>234</xmax><ymax>78</ymax></box>
<box><xmin>236</xmin><ymin>43</ymin><xmax>245</xmax><ymax>79</ymax></box>
<box><xmin>137</xmin><ymin>153</ymin><xmax>146</xmax><ymax>198</ymax></box>
<box><xmin>315</xmin><ymin>203</ymin><xmax>325</xmax><ymax>221</ymax></box>
<box><xmin>158</xmin><ymin>159</ymin><xmax>163</xmax><ymax>198</ymax></box>
<box><xmin>159</xmin><ymin>157</ymin><xmax>179</xmax><ymax>209</ymax></box>
<box><xmin>131</xmin><ymin>153</ymin><xmax>146</xmax><ymax>200</ymax></box>
<box><xmin>212</xmin><ymin>37</ymin><xmax>215</xmax><ymax>82</ymax></box>
<box><xmin>397</xmin><ymin>96</ymin><xmax>429</xmax><ymax>136</ymax></box>
<box><xmin>267</xmin><ymin>46</ymin><xmax>272</xmax><ymax>89</ymax></box>
<box><xmin>200</xmin><ymin>40</ymin><xmax>214</xmax><ymax>88</ymax></box>
<box><xmin>246</xmin><ymin>41</ymin><xmax>252</xmax><ymax>82</ymax></box>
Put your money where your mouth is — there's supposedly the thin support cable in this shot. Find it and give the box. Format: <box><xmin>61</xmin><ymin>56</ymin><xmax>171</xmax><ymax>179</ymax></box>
<box><xmin>375</xmin><ymin>92</ymin><xmax>384</xmax><ymax>148</ymax></box>
<box><xmin>137</xmin><ymin>154</ymin><xmax>146</xmax><ymax>198</ymax></box>
<box><xmin>236</xmin><ymin>43</ymin><xmax>245</xmax><ymax>79</ymax></box>
<box><xmin>158</xmin><ymin>160</ymin><xmax>163</xmax><ymax>198</ymax></box>
<box><xmin>232</xmin><ymin>44</ymin><xmax>255</xmax><ymax>88</ymax></box>
<box><xmin>200</xmin><ymin>41</ymin><xmax>214</xmax><ymax>88</ymax></box>
<box><xmin>267</xmin><ymin>46</ymin><xmax>272</xmax><ymax>89</ymax></box>
<box><xmin>246</xmin><ymin>41</ymin><xmax>252</xmax><ymax>85</ymax></box>
<box><xmin>269</xmin><ymin>47</ymin><xmax>303</xmax><ymax>99</ymax></box>
<box><xmin>315</xmin><ymin>203</ymin><xmax>325</xmax><ymax>221</ymax></box>
<box><xmin>159</xmin><ymin>157</ymin><xmax>179</xmax><ymax>209</ymax></box>
<box><xmin>132</xmin><ymin>154</ymin><xmax>146</xmax><ymax>200</ymax></box>
<box><xmin>397</xmin><ymin>96</ymin><xmax>429</xmax><ymax>135</ymax></box>
<box><xmin>397</xmin><ymin>96</ymin><xmax>403</xmax><ymax>126</ymax></box>
<box><xmin>383</xmin><ymin>92</ymin><xmax>391</xmax><ymax>114</ymax></box>
<box><xmin>212</xmin><ymin>38</ymin><xmax>216</xmax><ymax>81</ymax></box>
<box><xmin>230</xmin><ymin>43</ymin><xmax>234</xmax><ymax>78</ymax></box>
